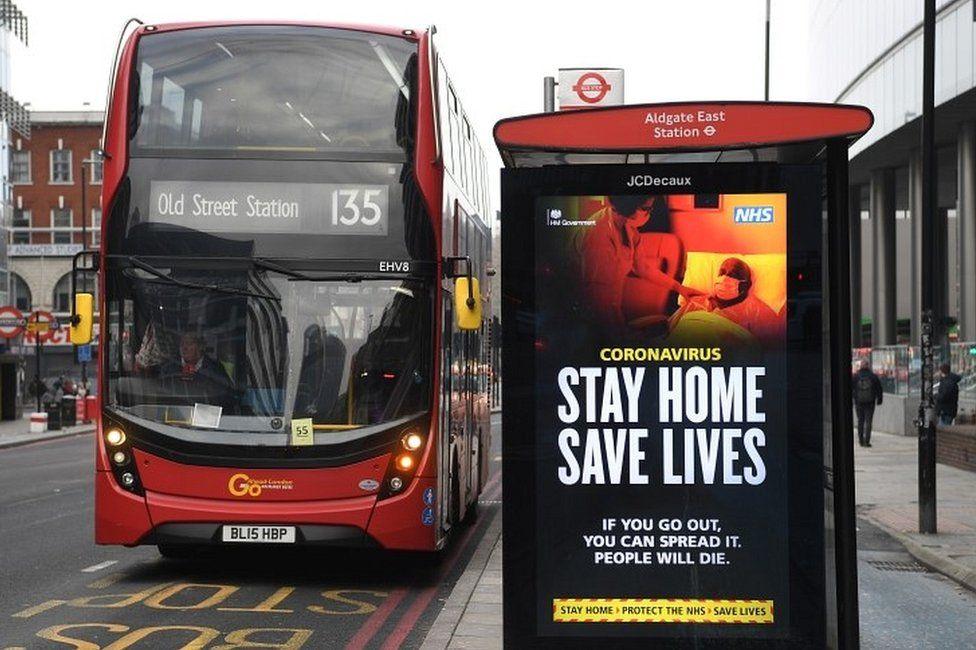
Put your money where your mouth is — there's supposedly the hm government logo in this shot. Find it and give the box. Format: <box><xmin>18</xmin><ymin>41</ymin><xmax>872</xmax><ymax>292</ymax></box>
<box><xmin>733</xmin><ymin>206</ymin><xmax>774</xmax><ymax>224</ymax></box>
<box><xmin>546</xmin><ymin>207</ymin><xmax>595</xmax><ymax>228</ymax></box>
<box><xmin>227</xmin><ymin>473</ymin><xmax>295</xmax><ymax>498</ymax></box>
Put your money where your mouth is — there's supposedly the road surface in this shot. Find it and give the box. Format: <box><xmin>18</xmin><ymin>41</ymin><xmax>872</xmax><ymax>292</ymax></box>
<box><xmin>0</xmin><ymin>415</ymin><xmax>502</xmax><ymax>649</ymax></box>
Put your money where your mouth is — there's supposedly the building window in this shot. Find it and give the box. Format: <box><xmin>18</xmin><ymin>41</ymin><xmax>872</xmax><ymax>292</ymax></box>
<box><xmin>50</xmin><ymin>149</ymin><xmax>73</xmax><ymax>184</ymax></box>
<box><xmin>53</xmin><ymin>273</ymin><xmax>72</xmax><ymax>312</ymax></box>
<box><xmin>12</xmin><ymin>208</ymin><xmax>30</xmax><ymax>228</ymax></box>
<box><xmin>52</xmin><ymin>272</ymin><xmax>95</xmax><ymax>312</ymax></box>
<box><xmin>89</xmin><ymin>150</ymin><xmax>103</xmax><ymax>184</ymax></box>
<box><xmin>12</xmin><ymin>208</ymin><xmax>30</xmax><ymax>244</ymax></box>
<box><xmin>52</xmin><ymin>208</ymin><xmax>73</xmax><ymax>244</ymax></box>
<box><xmin>52</xmin><ymin>207</ymin><xmax>72</xmax><ymax>228</ymax></box>
<box><xmin>10</xmin><ymin>273</ymin><xmax>31</xmax><ymax>312</ymax></box>
<box><xmin>90</xmin><ymin>208</ymin><xmax>102</xmax><ymax>247</ymax></box>
<box><xmin>11</xmin><ymin>150</ymin><xmax>30</xmax><ymax>184</ymax></box>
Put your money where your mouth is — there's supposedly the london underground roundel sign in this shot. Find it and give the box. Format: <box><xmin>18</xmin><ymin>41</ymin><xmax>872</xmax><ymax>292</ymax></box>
<box><xmin>27</xmin><ymin>310</ymin><xmax>57</xmax><ymax>342</ymax></box>
<box><xmin>558</xmin><ymin>68</ymin><xmax>624</xmax><ymax>110</ymax></box>
<box><xmin>0</xmin><ymin>306</ymin><xmax>24</xmax><ymax>338</ymax></box>
<box><xmin>573</xmin><ymin>72</ymin><xmax>612</xmax><ymax>104</ymax></box>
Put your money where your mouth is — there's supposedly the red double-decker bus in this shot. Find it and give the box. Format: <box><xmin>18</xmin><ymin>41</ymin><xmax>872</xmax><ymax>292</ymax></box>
<box><xmin>75</xmin><ymin>21</ymin><xmax>493</xmax><ymax>554</ymax></box>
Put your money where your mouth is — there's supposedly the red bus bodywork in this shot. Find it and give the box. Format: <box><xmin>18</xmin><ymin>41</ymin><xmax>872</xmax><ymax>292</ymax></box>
<box><xmin>95</xmin><ymin>21</ymin><xmax>489</xmax><ymax>552</ymax></box>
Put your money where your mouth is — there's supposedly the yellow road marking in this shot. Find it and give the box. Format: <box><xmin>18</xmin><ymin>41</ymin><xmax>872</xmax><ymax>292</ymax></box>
<box><xmin>11</xmin><ymin>600</ymin><xmax>66</xmax><ymax>619</ymax></box>
<box><xmin>87</xmin><ymin>572</ymin><xmax>125</xmax><ymax>589</ymax></box>
<box><xmin>219</xmin><ymin>587</ymin><xmax>296</xmax><ymax>613</ymax></box>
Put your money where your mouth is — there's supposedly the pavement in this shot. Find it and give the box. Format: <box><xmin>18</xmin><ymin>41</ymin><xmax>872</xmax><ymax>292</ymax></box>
<box><xmin>855</xmin><ymin>430</ymin><xmax>976</xmax><ymax>593</ymax></box>
<box><xmin>422</xmin><ymin>429</ymin><xmax>976</xmax><ymax>649</ymax></box>
<box><xmin>421</xmin><ymin>512</ymin><xmax>502</xmax><ymax>650</ymax></box>
<box><xmin>0</xmin><ymin>411</ymin><xmax>95</xmax><ymax>449</ymax></box>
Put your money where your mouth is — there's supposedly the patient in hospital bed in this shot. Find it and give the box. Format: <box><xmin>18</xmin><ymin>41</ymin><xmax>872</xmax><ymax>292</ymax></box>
<box><xmin>668</xmin><ymin>257</ymin><xmax>783</xmax><ymax>346</ymax></box>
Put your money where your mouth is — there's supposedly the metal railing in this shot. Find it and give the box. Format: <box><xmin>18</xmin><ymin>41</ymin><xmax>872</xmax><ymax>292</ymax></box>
<box><xmin>852</xmin><ymin>341</ymin><xmax>976</xmax><ymax>398</ymax></box>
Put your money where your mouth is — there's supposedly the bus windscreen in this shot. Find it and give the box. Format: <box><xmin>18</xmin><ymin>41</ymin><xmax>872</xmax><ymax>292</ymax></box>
<box><xmin>106</xmin><ymin>272</ymin><xmax>432</xmax><ymax>442</ymax></box>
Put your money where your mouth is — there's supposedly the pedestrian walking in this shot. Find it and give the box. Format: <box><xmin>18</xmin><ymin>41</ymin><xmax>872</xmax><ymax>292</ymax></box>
<box><xmin>853</xmin><ymin>360</ymin><xmax>883</xmax><ymax>447</ymax></box>
<box><xmin>935</xmin><ymin>363</ymin><xmax>961</xmax><ymax>426</ymax></box>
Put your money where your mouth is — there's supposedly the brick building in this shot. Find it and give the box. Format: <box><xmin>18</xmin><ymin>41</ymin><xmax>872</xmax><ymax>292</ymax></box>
<box><xmin>9</xmin><ymin>110</ymin><xmax>102</xmax><ymax>379</ymax></box>
<box><xmin>10</xmin><ymin>110</ymin><xmax>102</xmax><ymax>313</ymax></box>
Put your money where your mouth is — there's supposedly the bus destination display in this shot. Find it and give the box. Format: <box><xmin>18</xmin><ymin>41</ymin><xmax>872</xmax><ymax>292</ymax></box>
<box><xmin>149</xmin><ymin>180</ymin><xmax>389</xmax><ymax>235</ymax></box>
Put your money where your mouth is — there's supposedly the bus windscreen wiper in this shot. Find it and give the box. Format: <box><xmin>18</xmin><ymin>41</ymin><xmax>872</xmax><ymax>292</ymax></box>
<box><xmin>125</xmin><ymin>256</ymin><xmax>281</xmax><ymax>303</ymax></box>
<box><xmin>251</xmin><ymin>260</ymin><xmax>386</xmax><ymax>284</ymax></box>
<box><xmin>250</xmin><ymin>258</ymin><xmax>316</xmax><ymax>281</ymax></box>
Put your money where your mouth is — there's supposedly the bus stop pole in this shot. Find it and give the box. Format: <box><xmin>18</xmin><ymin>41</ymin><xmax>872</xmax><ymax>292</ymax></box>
<box><xmin>826</xmin><ymin>139</ymin><xmax>860</xmax><ymax>649</ymax></box>
<box><xmin>543</xmin><ymin>77</ymin><xmax>556</xmax><ymax>113</ymax></box>
<box><xmin>917</xmin><ymin>0</ymin><xmax>937</xmax><ymax>535</ymax></box>
<box><xmin>764</xmin><ymin>0</ymin><xmax>771</xmax><ymax>101</ymax></box>
<box><xmin>34</xmin><ymin>318</ymin><xmax>41</xmax><ymax>414</ymax></box>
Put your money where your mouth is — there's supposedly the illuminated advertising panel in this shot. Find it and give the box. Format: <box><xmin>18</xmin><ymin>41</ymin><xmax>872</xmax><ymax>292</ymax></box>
<box><xmin>502</xmin><ymin>162</ymin><xmax>826</xmax><ymax>648</ymax></box>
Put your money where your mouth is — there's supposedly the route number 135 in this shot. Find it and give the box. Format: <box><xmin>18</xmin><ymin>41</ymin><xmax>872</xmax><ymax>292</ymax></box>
<box><xmin>331</xmin><ymin>188</ymin><xmax>384</xmax><ymax>227</ymax></box>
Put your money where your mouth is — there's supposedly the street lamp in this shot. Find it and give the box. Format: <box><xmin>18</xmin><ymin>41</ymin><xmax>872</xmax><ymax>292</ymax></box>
<box><xmin>80</xmin><ymin>155</ymin><xmax>100</xmax><ymax>251</ymax></box>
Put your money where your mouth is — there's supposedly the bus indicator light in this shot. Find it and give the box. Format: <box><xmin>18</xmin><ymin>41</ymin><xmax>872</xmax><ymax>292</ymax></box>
<box><xmin>396</xmin><ymin>454</ymin><xmax>415</xmax><ymax>471</ymax></box>
<box><xmin>390</xmin><ymin>477</ymin><xmax>404</xmax><ymax>491</ymax></box>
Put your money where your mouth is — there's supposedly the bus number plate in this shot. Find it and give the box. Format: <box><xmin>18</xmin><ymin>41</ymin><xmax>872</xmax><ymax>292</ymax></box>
<box><xmin>221</xmin><ymin>525</ymin><xmax>296</xmax><ymax>544</ymax></box>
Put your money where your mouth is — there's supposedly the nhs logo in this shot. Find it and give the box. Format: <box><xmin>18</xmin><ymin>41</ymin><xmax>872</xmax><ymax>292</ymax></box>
<box><xmin>733</xmin><ymin>206</ymin><xmax>774</xmax><ymax>223</ymax></box>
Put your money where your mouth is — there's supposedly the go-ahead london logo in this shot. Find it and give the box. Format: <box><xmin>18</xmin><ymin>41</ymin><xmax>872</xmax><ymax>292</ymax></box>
<box><xmin>227</xmin><ymin>473</ymin><xmax>295</xmax><ymax>497</ymax></box>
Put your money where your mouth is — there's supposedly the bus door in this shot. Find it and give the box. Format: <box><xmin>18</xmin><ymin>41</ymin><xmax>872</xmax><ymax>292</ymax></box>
<box><xmin>440</xmin><ymin>218</ymin><xmax>470</xmax><ymax>527</ymax></box>
<box><xmin>438</xmin><ymin>290</ymin><xmax>454</xmax><ymax>532</ymax></box>
<box><xmin>464</xmin><ymin>217</ymin><xmax>480</xmax><ymax>502</ymax></box>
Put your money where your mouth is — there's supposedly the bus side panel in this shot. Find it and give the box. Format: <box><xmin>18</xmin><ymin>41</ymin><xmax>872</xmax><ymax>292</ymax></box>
<box><xmin>95</xmin><ymin>471</ymin><xmax>152</xmax><ymax>545</ymax></box>
<box><xmin>414</xmin><ymin>31</ymin><xmax>443</xmax><ymax>228</ymax></box>
<box><xmin>367</xmin><ymin>476</ymin><xmax>438</xmax><ymax>550</ymax></box>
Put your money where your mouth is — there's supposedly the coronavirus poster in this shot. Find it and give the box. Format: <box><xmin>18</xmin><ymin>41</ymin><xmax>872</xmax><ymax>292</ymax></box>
<box><xmin>502</xmin><ymin>163</ymin><xmax>827</xmax><ymax>648</ymax></box>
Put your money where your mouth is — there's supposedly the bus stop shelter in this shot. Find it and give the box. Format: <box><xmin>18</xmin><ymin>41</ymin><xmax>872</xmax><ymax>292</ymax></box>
<box><xmin>496</xmin><ymin>102</ymin><xmax>872</xmax><ymax>649</ymax></box>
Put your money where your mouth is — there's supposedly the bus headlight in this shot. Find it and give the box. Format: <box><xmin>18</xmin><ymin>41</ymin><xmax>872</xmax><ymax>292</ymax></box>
<box><xmin>402</xmin><ymin>432</ymin><xmax>424</xmax><ymax>451</ymax></box>
<box><xmin>103</xmin><ymin>422</ymin><xmax>143</xmax><ymax>495</ymax></box>
<box><xmin>106</xmin><ymin>428</ymin><xmax>126</xmax><ymax>446</ymax></box>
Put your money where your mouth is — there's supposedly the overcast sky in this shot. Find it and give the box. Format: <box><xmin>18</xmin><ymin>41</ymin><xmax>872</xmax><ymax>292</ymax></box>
<box><xmin>13</xmin><ymin>0</ymin><xmax>814</xmax><ymax>200</ymax></box>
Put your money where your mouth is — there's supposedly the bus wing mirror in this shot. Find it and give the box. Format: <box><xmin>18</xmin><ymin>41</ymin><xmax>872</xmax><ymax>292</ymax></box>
<box><xmin>454</xmin><ymin>277</ymin><xmax>482</xmax><ymax>331</ymax></box>
<box><xmin>70</xmin><ymin>292</ymin><xmax>95</xmax><ymax>345</ymax></box>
